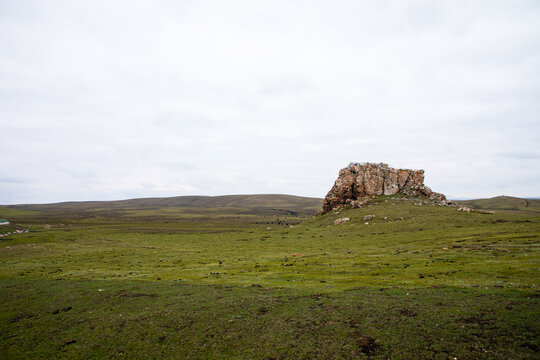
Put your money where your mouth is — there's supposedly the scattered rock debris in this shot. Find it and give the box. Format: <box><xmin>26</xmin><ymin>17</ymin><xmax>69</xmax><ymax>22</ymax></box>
<box><xmin>334</xmin><ymin>217</ymin><xmax>350</xmax><ymax>225</ymax></box>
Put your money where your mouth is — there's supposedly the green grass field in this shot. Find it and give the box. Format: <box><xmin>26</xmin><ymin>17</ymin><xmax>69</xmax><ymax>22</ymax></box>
<box><xmin>1</xmin><ymin>195</ymin><xmax>539</xmax><ymax>359</ymax></box>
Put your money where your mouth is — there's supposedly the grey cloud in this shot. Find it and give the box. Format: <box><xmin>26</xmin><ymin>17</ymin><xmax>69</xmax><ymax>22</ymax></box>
<box><xmin>0</xmin><ymin>1</ymin><xmax>539</xmax><ymax>203</ymax></box>
<box><xmin>0</xmin><ymin>176</ymin><xmax>26</xmax><ymax>184</ymax></box>
<box><xmin>258</xmin><ymin>76</ymin><xmax>313</xmax><ymax>96</ymax></box>
<box><xmin>498</xmin><ymin>151</ymin><xmax>540</xmax><ymax>160</ymax></box>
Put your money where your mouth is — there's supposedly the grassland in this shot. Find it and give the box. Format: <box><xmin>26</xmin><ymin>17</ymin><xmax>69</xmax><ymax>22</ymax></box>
<box><xmin>0</xmin><ymin>195</ymin><xmax>539</xmax><ymax>359</ymax></box>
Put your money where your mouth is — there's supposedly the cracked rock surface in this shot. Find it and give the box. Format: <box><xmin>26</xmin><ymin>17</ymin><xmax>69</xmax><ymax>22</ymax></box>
<box><xmin>321</xmin><ymin>163</ymin><xmax>447</xmax><ymax>214</ymax></box>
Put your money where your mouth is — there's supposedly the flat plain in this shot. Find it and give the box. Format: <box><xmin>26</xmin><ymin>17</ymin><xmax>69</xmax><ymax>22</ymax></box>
<box><xmin>0</xmin><ymin>195</ymin><xmax>538</xmax><ymax>359</ymax></box>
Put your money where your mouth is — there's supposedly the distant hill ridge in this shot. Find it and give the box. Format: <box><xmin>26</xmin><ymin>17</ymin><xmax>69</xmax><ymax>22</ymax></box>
<box><xmin>5</xmin><ymin>194</ymin><xmax>324</xmax><ymax>216</ymax></box>
<box><xmin>457</xmin><ymin>196</ymin><xmax>540</xmax><ymax>215</ymax></box>
<box><xmin>3</xmin><ymin>194</ymin><xmax>539</xmax><ymax>218</ymax></box>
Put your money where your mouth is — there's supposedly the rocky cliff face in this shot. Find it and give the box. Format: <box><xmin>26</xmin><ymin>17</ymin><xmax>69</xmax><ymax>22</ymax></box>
<box><xmin>321</xmin><ymin>162</ymin><xmax>447</xmax><ymax>214</ymax></box>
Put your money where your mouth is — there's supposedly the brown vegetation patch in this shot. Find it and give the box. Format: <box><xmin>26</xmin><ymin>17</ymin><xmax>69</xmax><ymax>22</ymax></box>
<box><xmin>458</xmin><ymin>316</ymin><xmax>493</xmax><ymax>326</ymax></box>
<box><xmin>398</xmin><ymin>308</ymin><xmax>417</xmax><ymax>317</ymax></box>
<box><xmin>350</xmin><ymin>332</ymin><xmax>378</xmax><ymax>355</ymax></box>
<box><xmin>9</xmin><ymin>312</ymin><xmax>37</xmax><ymax>323</ymax></box>
<box><xmin>117</xmin><ymin>292</ymin><xmax>158</xmax><ymax>298</ymax></box>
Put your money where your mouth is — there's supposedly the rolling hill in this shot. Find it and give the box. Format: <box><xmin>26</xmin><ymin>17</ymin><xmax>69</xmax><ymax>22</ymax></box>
<box><xmin>2</xmin><ymin>194</ymin><xmax>324</xmax><ymax>220</ymax></box>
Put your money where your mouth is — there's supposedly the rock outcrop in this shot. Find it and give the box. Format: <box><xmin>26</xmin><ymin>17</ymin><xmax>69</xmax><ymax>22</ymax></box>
<box><xmin>321</xmin><ymin>162</ymin><xmax>447</xmax><ymax>214</ymax></box>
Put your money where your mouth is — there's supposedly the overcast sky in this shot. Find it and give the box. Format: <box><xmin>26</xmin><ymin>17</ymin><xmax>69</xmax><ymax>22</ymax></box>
<box><xmin>1</xmin><ymin>0</ymin><xmax>539</xmax><ymax>204</ymax></box>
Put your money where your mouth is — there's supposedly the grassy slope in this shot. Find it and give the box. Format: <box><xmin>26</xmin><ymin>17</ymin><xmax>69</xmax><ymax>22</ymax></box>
<box><xmin>458</xmin><ymin>195</ymin><xmax>540</xmax><ymax>215</ymax></box>
<box><xmin>0</xmin><ymin>195</ymin><xmax>539</xmax><ymax>359</ymax></box>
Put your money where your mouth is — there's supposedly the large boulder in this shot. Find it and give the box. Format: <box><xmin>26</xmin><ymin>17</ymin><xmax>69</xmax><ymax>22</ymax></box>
<box><xmin>321</xmin><ymin>162</ymin><xmax>446</xmax><ymax>214</ymax></box>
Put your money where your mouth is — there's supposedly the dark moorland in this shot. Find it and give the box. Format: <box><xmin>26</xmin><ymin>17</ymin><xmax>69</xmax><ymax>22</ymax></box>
<box><xmin>0</xmin><ymin>194</ymin><xmax>539</xmax><ymax>359</ymax></box>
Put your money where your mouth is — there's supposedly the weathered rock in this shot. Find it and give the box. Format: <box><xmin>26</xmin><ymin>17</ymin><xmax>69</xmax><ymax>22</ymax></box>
<box><xmin>323</xmin><ymin>168</ymin><xmax>355</xmax><ymax>212</ymax></box>
<box><xmin>350</xmin><ymin>199</ymin><xmax>369</xmax><ymax>208</ymax></box>
<box><xmin>334</xmin><ymin>217</ymin><xmax>350</xmax><ymax>225</ymax></box>
<box><xmin>384</xmin><ymin>170</ymin><xmax>400</xmax><ymax>195</ymax></box>
<box><xmin>446</xmin><ymin>200</ymin><xmax>456</xmax><ymax>206</ymax></box>
<box><xmin>321</xmin><ymin>162</ymin><xmax>447</xmax><ymax>214</ymax></box>
<box><xmin>419</xmin><ymin>185</ymin><xmax>433</xmax><ymax>196</ymax></box>
<box><xmin>430</xmin><ymin>192</ymin><xmax>446</xmax><ymax>202</ymax></box>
